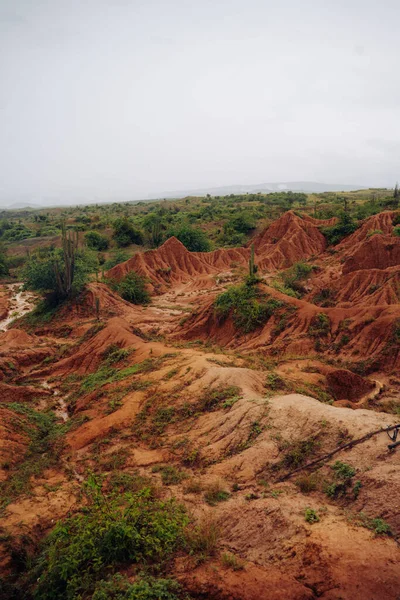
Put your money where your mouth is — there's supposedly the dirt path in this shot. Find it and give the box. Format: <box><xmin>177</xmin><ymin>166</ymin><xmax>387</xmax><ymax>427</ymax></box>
<box><xmin>0</xmin><ymin>283</ymin><xmax>35</xmax><ymax>331</ymax></box>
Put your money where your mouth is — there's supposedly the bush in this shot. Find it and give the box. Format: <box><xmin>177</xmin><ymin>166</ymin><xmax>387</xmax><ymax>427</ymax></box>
<box><xmin>113</xmin><ymin>217</ymin><xmax>143</xmax><ymax>247</ymax></box>
<box><xmin>167</xmin><ymin>225</ymin><xmax>211</xmax><ymax>252</ymax></box>
<box><xmin>308</xmin><ymin>313</ymin><xmax>330</xmax><ymax>338</ymax></box>
<box><xmin>109</xmin><ymin>272</ymin><xmax>150</xmax><ymax>305</ymax></box>
<box><xmin>104</xmin><ymin>249</ymin><xmax>130</xmax><ymax>270</ymax></box>
<box><xmin>322</xmin><ymin>212</ymin><xmax>358</xmax><ymax>245</ymax></box>
<box><xmin>393</xmin><ymin>225</ymin><xmax>400</xmax><ymax>237</ymax></box>
<box><xmin>92</xmin><ymin>574</ymin><xmax>183</xmax><ymax>600</ymax></box>
<box><xmin>0</xmin><ymin>244</ymin><xmax>9</xmax><ymax>276</ymax></box>
<box><xmin>33</xmin><ymin>483</ymin><xmax>188</xmax><ymax>599</ymax></box>
<box><xmin>85</xmin><ymin>231</ymin><xmax>109</xmax><ymax>251</ymax></box>
<box><xmin>21</xmin><ymin>246</ymin><xmax>98</xmax><ymax>305</ymax></box>
<box><xmin>281</xmin><ymin>261</ymin><xmax>314</xmax><ymax>295</ymax></box>
<box><xmin>214</xmin><ymin>284</ymin><xmax>283</xmax><ymax>333</ymax></box>
<box><xmin>304</xmin><ymin>508</ymin><xmax>319</xmax><ymax>524</ymax></box>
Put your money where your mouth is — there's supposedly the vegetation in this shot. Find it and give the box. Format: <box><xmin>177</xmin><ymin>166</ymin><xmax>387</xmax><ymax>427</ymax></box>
<box><xmin>304</xmin><ymin>508</ymin><xmax>320</xmax><ymax>524</ymax></box>
<box><xmin>113</xmin><ymin>217</ymin><xmax>143</xmax><ymax>247</ymax></box>
<box><xmin>322</xmin><ymin>212</ymin><xmax>359</xmax><ymax>245</ymax></box>
<box><xmin>109</xmin><ymin>271</ymin><xmax>150</xmax><ymax>305</ymax></box>
<box><xmin>85</xmin><ymin>230</ymin><xmax>109</xmax><ymax>251</ymax></box>
<box><xmin>167</xmin><ymin>224</ymin><xmax>211</xmax><ymax>252</ymax></box>
<box><xmin>28</xmin><ymin>476</ymin><xmax>188</xmax><ymax>600</ymax></box>
<box><xmin>21</xmin><ymin>226</ymin><xmax>97</xmax><ymax>304</ymax></box>
<box><xmin>214</xmin><ymin>283</ymin><xmax>283</xmax><ymax>333</ymax></box>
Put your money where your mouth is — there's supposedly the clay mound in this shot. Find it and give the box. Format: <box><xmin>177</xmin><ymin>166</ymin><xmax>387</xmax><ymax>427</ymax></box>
<box><xmin>0</xmin><ymin>381</ymin><xmax>52</xmax><ymax>403</ymax></box>
<box><xmin>253</xmin><ymin>211</ymin><xmax>327</xmax><ymax>270</ymax></box>
<box><xmin>326</xmin><ymin>369</ymin><xmax>375</xmax><ymax>401</ymax></box>
<box><xmin>0</xmin><ymin>406</ymin><xmax>30</xmax><ymax>482</ymax></box>
<box><xmin>0</xmin><ymin>329</ymin><xmax>37</xmax><ymax>350</ymax></box>
<box><xmin>342</xmin><ymin>233</ymin><xmax>400</xmax><ymax>274</ymax></box>
<box><xmin>302</xmin><ymin>213</ymin><xmax>338</xmax><ymax>227</ymax></box>
<box><xmin>37</xmin><ymin>317</ymin><xmax>144</xmax><ymax>377</ymax></box>
<box><xmin>338</xmin><ymin>210</ymin><xmax>398</xmax><ymax>254</ymax></box>
<box><xmin>107</xmin><ymin>237</ymin><xmax>249</xmax><ymax>289</ymax></box>
<box><xmin>331</xmin><ymin>267</ymin><xmax>400</xmax><ymax>306</ymax></box>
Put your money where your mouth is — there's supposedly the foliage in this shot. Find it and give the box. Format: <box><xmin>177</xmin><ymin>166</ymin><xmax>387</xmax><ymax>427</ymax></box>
<box><xmin>281</xmin><ymin>261</ymin><xmax>314</xmax><ymax>296</ymax></box>
<box><xmin>167</xmin><ymin>225</ymin><xmax>211</xmax><ymax>252</ymax></box>
<box><xmin>322</xmin><ymin>211</ymin><xmax>358</xmax><ymax>245</ymax></box>
<box><xmin>304</xmin><ymin>508</ymin><xmax>319</xmax><ymax>524</ymax></box>
<box><xmin>354</xmin><ymin>513</ymin><xmax>392</xmax><ymax>536</ymax></box>
<box><xmin>32</xmin><ymin>480</ymin><xmax>188</xmax><ymax>600</ymax></box>
<box><xmin>109</xmin><ymin>271</ymin><xmax>150</xmax><ymax>305</ymax></box>
<box><xmin>103</xmin><ymin>249</ymin><xmax>130</xmax><ymax>270</ymax></box>
<box><xmin>214</xmin><ymin>284</ymin><xmax>283</xmax><ymax>333</ymax></box>
<box><xmin>0</xmin><ymin>404</ymin><xmax>64</xmax><ymax>507</ymax></box>
<box><xmin>152</xmin><ymin>465</ymin><xmax>188</xmax><ymax>485</ymax></box>
<box><xmin>221</xmin><ymin>552</ymin><xmax>245</xmax><ymax>571</ymax></box>
<box><xmin>92</xmin><ymin>574</ymin><xmax>184</xmax><ymax>600</ymax></box>
<box><xmin>197</xmin><ymin>385</ymin><xmax>241</xmax><ymax>412</ymax></box>
<box><xmin>0</xmin><ymin>244</ymin><xmax>9</xmax><ymax>276</ymax></box>
<box><xmin>393</xmin><ymin>225</ymin><xmax>400</xmax><ymax>237</ymax></box>
<box><xmin>325</xmin><ymin>461</ymin><xmax>356</xmax><ymax>499</ymax></box>
<box><xmin>85</xmin><ymin>230</ymin><xmax>109</xmax><ymax>251</ymax></box>
<box><xmin>308</xmin><ymin>313</ymin><xmax>330</xmax><ymax>338</ymax></box>
<box><xmin>204</xmin><ymin>481</ymin><xmax>231</xmax><ymax>506</ymax></box>
<box><xmin>21</xmin><ymin>229</ymin><xmax>97</xmax><ymax>304</ymax></box>
<box><xmin>113</xmin><ymin>217</ymin><xmax>143</xmax><ymax>247</ymax></box>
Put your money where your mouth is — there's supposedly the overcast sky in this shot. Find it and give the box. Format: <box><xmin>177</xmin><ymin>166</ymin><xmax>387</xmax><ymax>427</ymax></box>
<box><xmin>0</xmin><ymin>0</ymin><xmax>399</xmax><ymax>204</ymax></box>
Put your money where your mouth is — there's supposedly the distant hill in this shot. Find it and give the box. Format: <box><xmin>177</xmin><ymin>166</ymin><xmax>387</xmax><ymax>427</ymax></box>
<box><xmin>150</xmin><ymin>181</ymin><xmax>366</xmax><ymax>199</ymax></box>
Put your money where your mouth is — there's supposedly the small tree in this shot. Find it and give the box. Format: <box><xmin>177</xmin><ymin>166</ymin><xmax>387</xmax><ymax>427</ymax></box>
<box><xmin>22</xmin><ymin>225</ymin><xmax>97</xmax><ymax>304</ymax></box>
<box><xmin>167</xmin><ymin>225</ymin><xmax>211</xmax><ymax>252</ymax></box>
<box><xmin>85</xmin><ymin>231</ymin><xmax>109</xmax><ymax>251</ymax></box>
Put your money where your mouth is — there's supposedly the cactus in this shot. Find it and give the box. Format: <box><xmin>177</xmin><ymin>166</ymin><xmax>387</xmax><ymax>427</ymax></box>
<box><xmin>248</xmin><ymin>244</ymin><xmax>258</xmax><ymax>278</ymax></box>
<box><xmin>53</xmin><ymin>222</ymin><xmax>78</xmax><ymax>299</ymax></box>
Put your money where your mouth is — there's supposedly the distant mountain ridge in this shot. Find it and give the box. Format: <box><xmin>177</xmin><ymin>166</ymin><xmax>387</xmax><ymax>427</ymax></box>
<box><xmin>150</xmin><ymin>181</ymin><xmax>365</xmax><ymax>199</ymax></box>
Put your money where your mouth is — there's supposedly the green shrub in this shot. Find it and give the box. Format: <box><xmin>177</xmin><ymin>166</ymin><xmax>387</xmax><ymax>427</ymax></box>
<box><xmin>325</xmin><ymin>461</ymin><xmax>356</xmax><ymax>499</ymax></box>
<box><xmin>91</xmin><ymin>574</ymin><xmax>183</xmax><ymax>600</ymax></box>
<box><xmin>104</xmin><ymin>250</ymin><xmax>130</xmax><ymax>270</ymax></box>
<box><xmin>214</xmin><ymin>284</ymin><xmax>283</xmax><ymax>333</ymax></box>
<box><xmin>304</xmin><ymin>508</ymin><xmax>319</xmax><ymax>524</ymax></box>
<box><xmin>167</xmin><ymin>225</ymin><xmax>211</xmax><ymax>252</ymax></box>
<box><xmin>281</xmin><ymin>261</ymin><xmax>314</xmax><ymax>295</ymax></box>
<box><xmin>113</xmin><ymin>217</ymin><xmax>143</xmax><ymax>247</ymax></box>
<box><xmin>109</xmin><ymin>271</ymin><xmax>150</xmax><ymax>305</ymax></box>
<box><xmin>322</xmin><ymin>212</ymin><xmax>358</xmax><ymax>245</ymax></box>
<box><xmin>33</xmin><ymin>484</ymin><xmax>188</xmax><ymax>599</ymax></box>
<box><xmin>204</xmin><ymin>481</ymin><xmax>231</xmax><ymax>506</ymax></box>
<box><xmin>85</xmin><ymin>230</ymin><xmax>109</xmax><ymax>251</ymax></box>
<box><xmin>367</xmin><ymin>229</ymin><xmax>383</xmax><ymax>237</ymax></box>
<box><xmin>393</xmin><ymin>225</ymin><xmax>400</xmax><ymax>237</ymax></box>
<box><xmin>308</xmin><ymin>313</ymin><xmax>330</xmax><ymax>338</ymax></box>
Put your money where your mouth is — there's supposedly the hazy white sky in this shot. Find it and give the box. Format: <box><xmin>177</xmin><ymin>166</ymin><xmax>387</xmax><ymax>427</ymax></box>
<box><xmin>1</xmin><ymin>0</ymin><xmax>399</xmax><ymax>203</ymax></box>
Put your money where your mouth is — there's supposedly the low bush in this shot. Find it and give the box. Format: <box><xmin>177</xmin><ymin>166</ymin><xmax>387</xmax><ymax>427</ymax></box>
<box><xmin>214</xmin><ymin>284</ymin><xmax>283</xmax><ymax>333</ymax></box>
<box><xmin>32</xmin><ymin>479</ymin><xmax>188</xmax><ymax>599</ymax></box>
<box><xmin>109</xmin><ymin>271</ymin><xmax>150</xmax><ymax>305</ymax></box>
<box><xmin>304</xmin><ymin>508</ymin><xmax>319</xmax><ymax>524</ymax></box>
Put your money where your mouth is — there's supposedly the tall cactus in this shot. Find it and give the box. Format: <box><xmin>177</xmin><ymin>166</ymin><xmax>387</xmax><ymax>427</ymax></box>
<box><xmin>248</xmin><ymin>243</ymin><xmax>258</xmax><ymax>278</ymax></box>
<box><xmin>54</xmin><ymin>223</ymin><xmax>78</xmax><ymax>299</ymax></box>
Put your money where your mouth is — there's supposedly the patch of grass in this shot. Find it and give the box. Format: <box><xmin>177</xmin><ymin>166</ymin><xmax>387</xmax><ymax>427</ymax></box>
<box><xmin>204</xmin><ymin>481</ymin><xmax>231</xmax><ymax>506</ymax></box>
<box><xmin>183</xmin><ymin>479</ymin><xmax>203</xmax><ymax>495</ymax></box>
<box><xmin>313</xmin><ymin>287</ymin><xmax>337</xmax><ymax>307</ymax></box>
<box><xmin>0</xmin><ymin>404</ymin><xmax>65</xmax><ymax>507</ymax></box>
<box><xmin>276</xmin><ymin>436</ymin><xmax>321</xmax><ymax>471</ymax></box>
<box><xmin>353</xmin><ymin>513</ymin><xmax>392</xmax><ymax>536</ymax></box>
<box><xmin>152</xmin><ymin>465</ymin><xmax>188</xmax><ymax>486</ymax></box>
<box><xmin>296</xmin><ymin>474</ymin><xmax>318</xmax><ymax>494</ymax></box>
<box><xmin>185</xmin><ymin>516</ymin><xmax>219</xmax><ymax>561</ymax></box>
<box><xmin>308</xmin><ymin>313</ymin><xmax>331</xmax><ymax>338</ymax></box>
<box><xmin>197</xmin><ymin>385</ymin><xmax>242</xmax><ymax>412</ymax></box>
<box><xmin>221</xmin><ymin>552</ymin><xmax>245</xmax><ymax>571</ymax></box>
<box><xmin>265</xmin><ymin>371</ymin><xmax>287</xmax><ymax>391</ymax></box>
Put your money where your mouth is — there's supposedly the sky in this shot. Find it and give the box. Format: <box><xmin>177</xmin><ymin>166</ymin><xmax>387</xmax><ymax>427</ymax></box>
<box><xmin>0</xmin><ymin>0</ymin><xmax>399</xmax><ymax>205</ymax></box>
